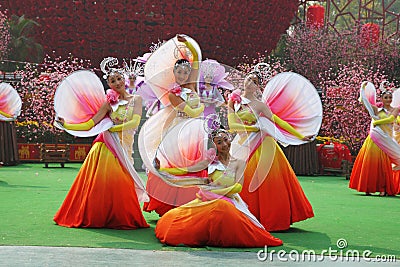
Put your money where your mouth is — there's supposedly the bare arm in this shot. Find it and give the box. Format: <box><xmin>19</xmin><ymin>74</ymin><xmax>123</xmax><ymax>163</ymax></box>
<box><xmin>132</xmin><ymin>95</ymin><xmax>143</xmax><ymax>117</ymax></box>
<box><xmin>234</xmin><ymin>159</ymin><xmax>246</xmax><ymax>184</ymax></box>
<box><xmin>92</xmin><ymin>101</ymin><xmax>111</xmax><ymax>124</ymax></box>
<box><xmin>255</xmin><ymin>100</ymin><xmax>273</xmax><ymax>119</ymax></box>
<box><xmin>168</xmin><ymin>93</ymin><xmax>186</xmax><ymax>109</ymax></box>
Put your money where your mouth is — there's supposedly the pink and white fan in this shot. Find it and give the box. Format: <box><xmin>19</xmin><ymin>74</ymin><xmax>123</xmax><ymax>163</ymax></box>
<box><xmin>261</xmin><ymin>72</ymin><xmax>323</xmax><ymax>145</ymax></box>
<box><xmin>144</xmin><ymin>34</ymin><xmax>202</xmax><ymax>107</ymax></box>
<box><xmin>0</xmin><ymin>82</ymin><xmax>22</xmax><ymax>121</ymax></box>
<box><xmin>54</xmin><ymin>70</ymin><xmax>113</xmax><ymax>137</ymax></box>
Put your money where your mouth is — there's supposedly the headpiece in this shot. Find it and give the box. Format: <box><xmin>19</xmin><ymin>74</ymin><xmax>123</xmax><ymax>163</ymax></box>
<box><xmin>209</xmin><ymin>127</ymin><xmax>231</xmax><ymax>142</ymax></box>
<box><xmin>203</xmin><ymin>113</ymin><xmax>222</xmax><ymax>136</ymax></box>
<box><xmin>149</xmin><ymin>40</ymin><xmax>165</xmax><ymax>53</ymax></box>
<box><xmin>123</xmin><ymin>58</ymin><xmax>144</xmax><ymax>78</ymax></box>
<box><xmin>379</xmin><ymin>80</ymin><xmax>393</xmax><ymax>96</ymax></box>
<box><xmin>174</xmin><ymin>59</ymin><xmax>192</xmax><ymax>70</ymax></box>
<box><xmin>247</xmin><ymin>63</ymin><xmax>272</xmax><ymax>84</ymax></box>
<box><xmin>100</xmin><ymin>57</ymin><xmax>125</xmax><ymax>79</ymax></box>
<box><xmin>200</xmin><ymin>60</ymin><xmax>219</xmax><ymax>79</ymax></box>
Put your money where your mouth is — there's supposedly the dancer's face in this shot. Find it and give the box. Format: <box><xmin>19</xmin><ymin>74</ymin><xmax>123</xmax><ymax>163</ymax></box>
<box><xmin>173</xmin><ymin>65</ymin><xmax>191</xmax><ymax>85</ymax></box>
<box><xmin>204</xmin><ymin>75</ymin><xmax>213</xmax><ymax>84</ymax></box>
<box><xmin>108</xmin><ymin>73</ymin><xmax>126</xmax><ymax>93</ymax></box>
<box><xmin>244</xmin><ymin>73</ymin><xmax>260</xmax><ymax>93</ymax></box>
<box><xmin>382</xmin><ymin>92</ymin><xmax>392</xmax><ymax>107</ymax></box>
<box><xmin>213</xmin><ymin>132</ymin><xmax>231</xmax><ymax>155</ymax></box>
<box><xmin>128</xmin><ymin>75</ymin><xmax>136</xmax><ymax>86</ymax></box>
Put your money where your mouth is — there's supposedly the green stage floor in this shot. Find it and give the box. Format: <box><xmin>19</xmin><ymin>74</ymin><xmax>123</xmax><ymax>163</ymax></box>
<box><xmin>0</xmin><ymin>163</ymin><xmax>399</xmax><ymax>261</ymax></box>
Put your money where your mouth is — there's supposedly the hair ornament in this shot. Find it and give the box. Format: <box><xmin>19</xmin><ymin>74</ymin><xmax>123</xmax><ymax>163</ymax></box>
<box><xmin>209</xmin><ymin>126</ymin><xmax>231</xmax><ymax>143</ymax></box>
<box><xmin>149</xmin><ymin>40</ymin><xmax>165</xmax><ymax>53</ymax></box>
<box><xmin>252</xmin><ymin>63</ymin><xmax>273</xmax><ymax>84</ymax></box>
<box><xmin>203</xmin><ymin>113</ymin><xmax>222</xmax><ymax>135</ymax></box>
<box><xmin>200</xmin><ymin>60</ymin><xmax>219</xmax><ymax>79</ymax></box>
<box><xmin>379</xmin><ymin>80</ymin><xmax>393</xmax><ymax>96</ymax></box>
<box><xmin>100</xmin><ymin>57</ymin><xmax>125</xmax><ymax>79</ymax></box>
<box><xmin>123</xmin><ymin>58</ymin><xmax>144</xmax><ymax>78</ymax></box>
<box><xmin>174</xmin><ymin>59</ymin><xmax>192</xmax><ymax>70</ymax></box>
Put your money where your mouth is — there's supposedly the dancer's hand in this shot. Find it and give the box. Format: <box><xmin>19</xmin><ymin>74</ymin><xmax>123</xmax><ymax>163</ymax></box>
<box><xmin>302</xmin><ymin>135</ymin><xmax>315</xmax><ymax>142</ymax></box>
<box><xmin>177</xmin><ymin>34</ymin><xmax>187</xmax><ymax>43</ymax></box>
<box><xmin>361</xmin><ymin>81</ymin><xmax>368</xmax><ymax>89</ymax></box>
<box><xmin>55</xmin><ymin>116</ymin><xmax>65</xmax><ymax>125</ymax></box>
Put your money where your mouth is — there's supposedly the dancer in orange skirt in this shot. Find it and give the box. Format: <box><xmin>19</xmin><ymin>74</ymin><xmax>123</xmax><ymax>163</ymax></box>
<box><xmin>139</xmin><ymin>35</ymin><xmax>210</xmax><ymax>216</ymax></box>
<box><xmin>227</xmin><ymin>66</ymin><xmax>322</xmax><ymax>231</ymax></box>
<box><xmin>53</xmin><ymin>58</ymin><xmax>149</xmax><ymax>229</ymax></box>
<box><xmin>350</xmin><ymin>81</ymin><xmax>400</xmax><ymax>196</ymax></box>
<box><xmin>155</xmin><ymin>128</ymin><xmax>282</xmax><ymax>247</ymax></box>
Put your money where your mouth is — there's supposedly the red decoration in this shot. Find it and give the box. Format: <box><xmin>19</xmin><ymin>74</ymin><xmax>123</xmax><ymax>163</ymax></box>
<box><xmin>68</xmin><ymin>144</ymin><xmax>91</xmax><ymax>162</ymax></box>
<box><xmin>360</xmin><ymin>23</ymin><xmax>380</xmax><ymax>46</ymax></box>
<box><xmin>1</xmin><ymin>0</ymin><xmax>298</xmax><ymax>66</ymax></box>
<box><xmin>18</xmin><ymin>143</ymin><xmax>41</xmax><ymax>161</ymax></box>
<box><xmin>17</xmin><ymin>143</ymin><xmax>91</xmax><ymax>162</ymax></box>
<box><xmin>306</xmin><ymin>5</ymin><xmax>325</xmax><ymax>29</ymax></box>
<box><xmin>317</xmin><ymin>142</ymin><xmax>352</xmax><ymax>170</ymax></box>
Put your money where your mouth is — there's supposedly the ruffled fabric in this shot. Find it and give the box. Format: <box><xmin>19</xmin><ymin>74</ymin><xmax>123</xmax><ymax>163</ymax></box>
<box><xmin>54</xmin><ymin>140</ymin><xmax>149</xmax><ymax>229</ymax></box>
<box><xmin>155</xmin><ymin>163</ymin><xmax>283</xmax><ymax>247</ymax></box>
<box><xmin>229</xmin><ymin>72</ymin><xmax>319</xmax><ymax>231</ymax></box>
<box><xmin>350</xmin><ymin>82</ymin><xmax>400</xmax><ymax>195</ymax></box>
<box><xmin>139</xmin><ymin>105</ymin><xmax>209</xmax><ymax>214</ymax></box>
<box><xmin>0</xmin><ymin>82</ymin><xmax>22</xmax><ymax>121</ymax></box>
<box><xmin>239</xmin><ymin>133</ymin><xmax>314</xmax><ymax>231</ymax></box>
<box><xmin>155</xmin><ymin>199</ymin><xmax>282</xmax><ymax>247</ymax></box>
<box><xmin>349</xmin><ymin>135</ymin><xmax>397</xmax><ymax>195</ymax></box>
<box><xmin>54</xmin><ymin>95</ymin><xmax>149</xmax><ymax>228</ymax></box>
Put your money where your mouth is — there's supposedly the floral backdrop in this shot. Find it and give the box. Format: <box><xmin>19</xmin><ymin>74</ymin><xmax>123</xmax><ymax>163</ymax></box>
<box><xmin>0</xmin><ymin>6</ymin><xmax>9</xmax><ymax>59</ymax></box>
<box><xmin>0</xmin><ymin>0</ymin><xmax>299</xmax><ymax>66</ymax></box>
<box><xmin>15</xmin><ymin>54</ymin><xmax>92</xmax><ymax>143</ymax></box>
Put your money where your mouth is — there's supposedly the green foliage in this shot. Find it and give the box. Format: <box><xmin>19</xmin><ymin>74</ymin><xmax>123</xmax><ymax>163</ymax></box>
<box><xmin>3</xmin><ymin>14</ymin><xmax>43</xmax><ymax>71</ymax></box>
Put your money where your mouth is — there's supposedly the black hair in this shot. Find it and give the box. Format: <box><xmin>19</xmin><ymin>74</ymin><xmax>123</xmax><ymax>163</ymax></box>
<box><xmin>381</xmin><ymin>90</ymin><xmax>393</xmax><ymax>97</ymax></box>
<box><xmin>210</xmin><ymin>126</ymin><xmax>230</xmax><ymax>141</ymax></box>
<box><xmin>174</xmin><ymin>59</ymin><xmax>191</xmax><ymax>70</ymax></box>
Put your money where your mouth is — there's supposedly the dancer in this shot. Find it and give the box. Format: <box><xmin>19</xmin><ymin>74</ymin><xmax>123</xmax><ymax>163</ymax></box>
<box><xmin>0</xmin><ymin>82</ymin><xmax>22</xmax><ymax>166</ymax></box>
<box><xmin>123</xmin><ymin>54</ymin><xmax>164</xmax><ymax>116</ymax></box>
<box><xmin>228</xmin><ymin>66</ymin><xmax>322</xmax><ymax>231</ymax></box>
<box><xmin>349</xmin><ymin>81</ymin><xmax>400</xmax><ymax>196</ymax></box>
<box><xmin>53</xmin><ymin>58</ymin><xmax>149</xmax><ymax>229</ymax></box>
<box><xmin>139</xmin><ymin>34</ymin><xmax>210</xmax><ymax>216</ymax></box>
<box><xmin>198</xmin><ymin>59</ymin><xmax>233</xmax><ymax>128</ymax></box>
<box><xmin>155</xmin><ymin>128</ymin><xmax>283</xmax><ymax>247</ymax></box>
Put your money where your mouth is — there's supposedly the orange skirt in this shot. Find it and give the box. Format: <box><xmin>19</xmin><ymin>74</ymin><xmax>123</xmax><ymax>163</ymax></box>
<box><xmin>54</xmin><ymin>142</ymin><xmax>149</xmax><ymax>229</ymax></box>
<box><xmin>155</xmin><ymin>199</ymin><xmax>283</xmax><ymax>247</ymax></box>
<box><xmin>143</xmin><ymin>171</ymin><xmax>207</xmax><ymax>216</ymax></box>
<box><xmin>349</xmin><ymin>136</ymin><xmax>398</xmax><ymax>195</ymax></box>
<box><xmin>240</xmin><ymin>137</ymin><xmax>314</xmax><ymax>231</ymax></box>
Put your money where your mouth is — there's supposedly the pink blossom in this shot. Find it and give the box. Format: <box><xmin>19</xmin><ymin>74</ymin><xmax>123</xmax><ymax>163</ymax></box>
<box><xmin>0</xmin><ymin>8</ymin><xmax>10</xmax><ymax>59</ymax></box>
<box><xmin>170</xmin><ymin>86</ymin><xmax>182</xmax><ymax>96</ymax></box>
<box><xmin>106</xmin><ymin>89</ymin><xmax>119</xmax><ymax>105</ymax></box>
<box><xmin>229</xmin><ymin>89</ymin><xmax>242</xmax><ymax>103</ymax></box>
<box><xmin>15</xmin><ymin>54</ymin><xmax>91</xmax><ymax>143</ymax></box>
